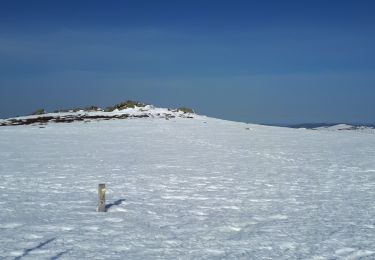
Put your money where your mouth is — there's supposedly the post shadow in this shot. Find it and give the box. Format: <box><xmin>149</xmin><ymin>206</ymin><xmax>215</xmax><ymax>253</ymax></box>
<box><xmin>105</xmin><ymin>199</ymin><xmax>126</xmax><ymax>211</ymax></box>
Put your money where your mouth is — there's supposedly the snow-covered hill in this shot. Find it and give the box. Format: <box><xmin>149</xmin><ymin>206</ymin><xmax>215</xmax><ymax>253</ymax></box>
<box><xmin>0</xmin><ymin>113</ymin><xmax>374</xmax><ymax>259</ymax></box>
<box><xmin>0</xmin><ymin>105</ymin><xmax>195</xmax><ymax>126</ymax></box>
<box><xmin>288</xmin><ymin>123</ymin><xmax>375</xmax><ymax>134</ymax></box>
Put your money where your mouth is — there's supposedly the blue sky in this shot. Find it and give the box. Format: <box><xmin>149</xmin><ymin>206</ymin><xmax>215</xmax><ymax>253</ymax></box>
<box><xmin>1</xmin><ymin>0</ymin><xmax>374</xmax><ymax>124</ymax></box>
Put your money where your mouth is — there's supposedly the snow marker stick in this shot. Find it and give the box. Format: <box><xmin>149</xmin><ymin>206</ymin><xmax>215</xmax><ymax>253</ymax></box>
<box><xmin>97</xmin><ymin>184</ymin><xmax>106</xmax><ymax>212</ymax></box>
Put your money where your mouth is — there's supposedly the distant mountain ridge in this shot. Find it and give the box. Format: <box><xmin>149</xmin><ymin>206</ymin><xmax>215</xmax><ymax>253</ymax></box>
<box><xmin>286</xmin><ymin>123</ymin><xmax>375</xmax><ymax>132</ymax></box>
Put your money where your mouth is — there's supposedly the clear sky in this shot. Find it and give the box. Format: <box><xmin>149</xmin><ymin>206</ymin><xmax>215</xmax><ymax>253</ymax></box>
<box><xmin>1</xmin><ymin>0</ymin><xmax>374</xmax><ymax>124</ymax></box>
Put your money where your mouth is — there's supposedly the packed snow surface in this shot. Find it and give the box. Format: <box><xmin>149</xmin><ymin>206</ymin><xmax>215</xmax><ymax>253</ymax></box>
<box><xmin>0</xmin><ymin>116</ymin><xmax>375</xmax><ymax>259</ymax></box>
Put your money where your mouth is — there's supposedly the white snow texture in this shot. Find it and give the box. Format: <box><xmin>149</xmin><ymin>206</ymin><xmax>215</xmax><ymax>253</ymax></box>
<box><xmin>0</xmin><ymin>112</ymin><xmax>374</xmax><ymax>259</ymax></box>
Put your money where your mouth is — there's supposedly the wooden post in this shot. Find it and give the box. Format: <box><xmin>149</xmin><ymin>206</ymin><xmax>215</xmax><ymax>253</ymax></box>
<box><xmin>97</xmin><ymin>183</ymin><xmax>106</xmax><ymax>212</ymax></box>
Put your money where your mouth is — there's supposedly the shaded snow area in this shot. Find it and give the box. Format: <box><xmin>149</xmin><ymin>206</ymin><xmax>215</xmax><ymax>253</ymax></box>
<box><xmin>1</xmin><ymin>117</ymin><xmax>375</xmax><ymax>259</ymax></box>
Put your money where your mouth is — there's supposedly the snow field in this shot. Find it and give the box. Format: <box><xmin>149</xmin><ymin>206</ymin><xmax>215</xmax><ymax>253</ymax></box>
<box><xmin>0</xmin><ymin>117</ymin><xmax>375</xmax><ymax>259</ymax></box>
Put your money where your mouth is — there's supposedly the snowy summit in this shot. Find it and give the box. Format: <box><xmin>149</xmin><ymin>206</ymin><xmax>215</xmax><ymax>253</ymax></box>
<box><xmin>0</xmin><ymin>101</ymin><xmax>196</xmax><ymax>127</ymax></box>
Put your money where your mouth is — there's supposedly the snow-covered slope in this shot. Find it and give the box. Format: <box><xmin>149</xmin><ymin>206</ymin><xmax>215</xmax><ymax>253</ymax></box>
<box><xmin>0</xmin><ymin>116</ymin><xmax>375</xmax><ymax>259</ymax></box>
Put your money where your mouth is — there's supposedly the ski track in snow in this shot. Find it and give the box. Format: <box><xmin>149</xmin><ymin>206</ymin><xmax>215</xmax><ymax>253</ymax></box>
<box><xmin>0</xmin><ymin>117</ymin><xmax>375</xmax><ymax>259</ymax></box>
